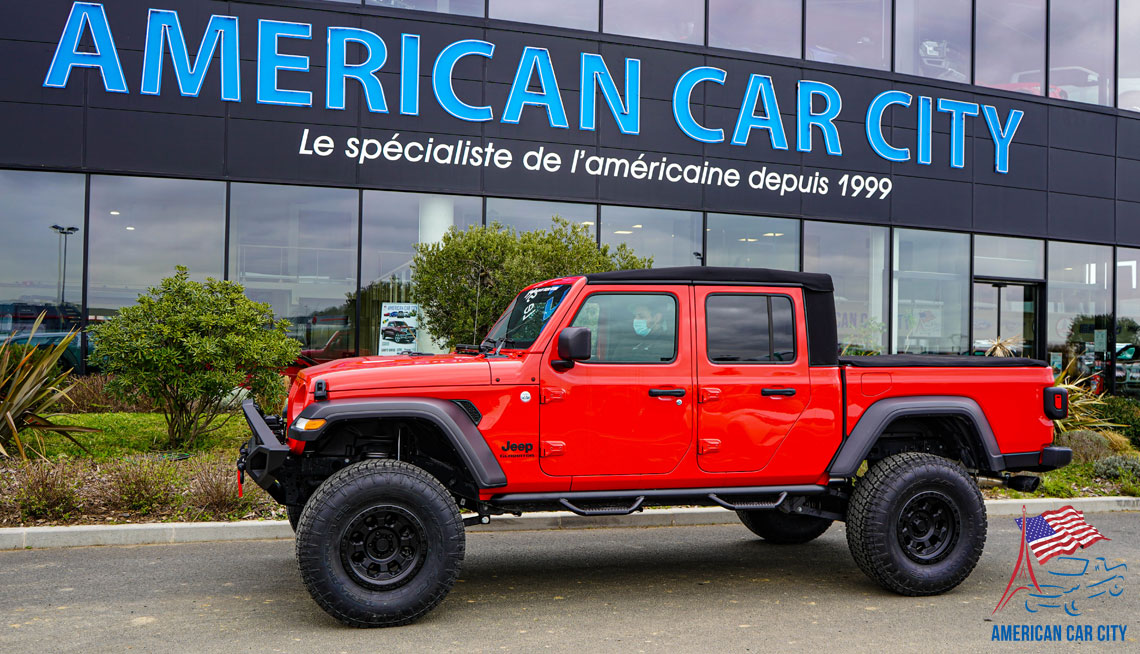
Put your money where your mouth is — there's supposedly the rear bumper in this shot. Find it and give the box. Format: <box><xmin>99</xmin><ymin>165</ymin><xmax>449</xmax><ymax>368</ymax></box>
<box><xmin>237</xmin><ymin>399</ymin><xmax>290</xmax><ymax>502</ymax></box>
<box><xmin>1002</xmin><ymin>446</ymin><xmax>1073</xmax><ymax>473</ymax></box>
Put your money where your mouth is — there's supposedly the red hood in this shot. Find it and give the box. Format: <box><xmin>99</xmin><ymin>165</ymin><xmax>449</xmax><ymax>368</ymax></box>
<box><xmin>301</xmin><ymin>354</ymin><xmax>492</xmax><ymax>392</ymax></box>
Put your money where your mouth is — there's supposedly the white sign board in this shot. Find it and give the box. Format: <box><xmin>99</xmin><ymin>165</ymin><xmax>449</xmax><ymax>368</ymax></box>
<box><xmin>378</xmin><ymin>303</ymin><xmax>421</xmax><ymax>355</ymax></box>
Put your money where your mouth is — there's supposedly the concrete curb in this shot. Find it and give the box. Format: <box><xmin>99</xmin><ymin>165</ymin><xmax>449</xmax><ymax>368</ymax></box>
<box><xmin>2</xmin><ymin>497</ymin><xmax>1137</xmax><ymax>551</ymax></box>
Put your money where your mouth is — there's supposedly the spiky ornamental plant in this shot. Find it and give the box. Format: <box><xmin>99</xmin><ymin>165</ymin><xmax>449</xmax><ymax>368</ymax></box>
<box><xmin>0</xmin><ymin>313</ymin><xmax>93</xmax><ymax>459</ymax></box>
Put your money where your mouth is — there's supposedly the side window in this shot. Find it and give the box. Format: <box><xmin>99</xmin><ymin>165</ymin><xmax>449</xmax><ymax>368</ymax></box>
<box><xmin>569</xmin><ymin>293</ymin><xmax>678</xmax><ymax>363</ymax></box>
<box><xmin>706</xmin><ymin>294</ymin><xmax>796</xmax><ymax>363</ymax></box>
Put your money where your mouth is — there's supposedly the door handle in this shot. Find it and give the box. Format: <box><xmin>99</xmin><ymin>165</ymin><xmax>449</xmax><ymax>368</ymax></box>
<box><xmin>761</xmin><ymin>387</ymin><xmax>796</xmax><ymax>397</ymax></box>
<box><xmin>648</xmin><ymin>388</ymin><xmax>686</xmax><ymax>397</ymax></box>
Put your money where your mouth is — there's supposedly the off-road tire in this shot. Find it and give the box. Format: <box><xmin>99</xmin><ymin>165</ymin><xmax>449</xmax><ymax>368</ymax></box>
<box><xmin>846</xmin><ymin>452</ymin><xmax>986</xmax><ymax>596</ymax></box>
<box><xmin>286</xmin><ymin>504</ymin><xmax>303</xmax><ymax>531</ymax></box>
<box><xmin>737</xmin><ymin>509</ymin><xmax>832</xmax><ymax>544</ymax></box>
<box><xmin>295</xmin><ymin>459</ymin><xmax>465</xmax><ymax>627</ymax></box>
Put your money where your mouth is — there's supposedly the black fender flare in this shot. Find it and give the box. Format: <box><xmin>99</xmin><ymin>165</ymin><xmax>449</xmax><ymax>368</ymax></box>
<box><xmin>291</xmin><ymin>398</ymin><xmax>507</xmax><ymax>488</ymax></box>
<box><xmin>828</xmin><ymin>396</ymin><xmax>1004</xmax><ymax>477</ymax></box>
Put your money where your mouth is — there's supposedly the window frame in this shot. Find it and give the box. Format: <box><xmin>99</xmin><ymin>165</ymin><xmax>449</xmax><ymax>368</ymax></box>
<box><xmin>566</xmin><ymin>290</ymin><xmax>681</xmax><ymax>365</ymax></box>
<box><xmin>704</xmin><ymin>292</ymin><xmax>798</xmax><ymax>366</ymax></box>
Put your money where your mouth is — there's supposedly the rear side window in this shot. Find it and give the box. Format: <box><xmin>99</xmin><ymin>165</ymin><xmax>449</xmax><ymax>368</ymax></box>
<box><xmin>569</xmin><ymin>293</ymin><xmax>678</xmax><ymax>363</ymax></box>
<box><xmin>706</xmin><ymin>294</ymin><xmax>796</xmax><ymax>363</ymax></box>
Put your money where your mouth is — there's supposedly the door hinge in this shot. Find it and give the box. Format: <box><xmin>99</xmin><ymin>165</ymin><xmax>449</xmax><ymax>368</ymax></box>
<box><xmin>698</xmin><ymin>438</ymin><xmax>721</xmax><ymax>455</ymax></box>
<box><xmin>698</xmin><ymin>387</ymin><xmax>721</xmax><ymax>403</ymax></box>
<box><xmin>540</xmin><ymin>387</ymin><xmax>566</xmax><ymax>404</ymax></box>
<box><xmin>541</xmin><ymin>440</ymin><xmax>565</xmax><ymax>457</ymax></box>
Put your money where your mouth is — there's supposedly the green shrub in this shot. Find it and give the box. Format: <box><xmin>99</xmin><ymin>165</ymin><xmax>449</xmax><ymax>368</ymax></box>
<box><xmin>1092</xmin><ymin>454</ymin><xmax>1140</xmax><ymax>480</ymax></box>
<box><xmin>1054</xmin><ymin>430</ymin><xmax>1115</xmax><ymax>463</ymax></box>
<box><xmin>105</xmin><ymin>458</ymin><xmax>183</xmax><ymax>514</ymax></box>
<box><xmin>88</xmin><ymin>267</ymin><xmax>300</xmax><ymax>450</ymax></box>
<box><xmin>12</xmin><ymin>462</ymin><xmax>80</xmax><ymax>520</ymax></box>
<box><xmin>1100</xmin><ymin>396</ymin><xmax>1140</xmax><ymax>450</ymax></box>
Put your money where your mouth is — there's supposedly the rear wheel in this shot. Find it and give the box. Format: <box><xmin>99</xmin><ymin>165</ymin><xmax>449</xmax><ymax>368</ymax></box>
<box><xmin>737</xmin><ymin>509</ymin><xmax>832</xmax><ymax>544</ymax></box>
<box><xmin>295</xmin><ymin>459</ymin><xmax>465</xmax><ymax>627</ymax></box>
<box><xmin>846</xmin><ymin>452</ymin><xmax>986</xmax><ymax>596</ymax></box>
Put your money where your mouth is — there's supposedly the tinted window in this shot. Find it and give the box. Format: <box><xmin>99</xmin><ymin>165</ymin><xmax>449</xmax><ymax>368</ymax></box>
<box><xmin>1048</xmin><ymin>241</ymin><xmax>1112</xmax><ymax>381</ymax></box>
<box><xmin>486</xmin><ymin>198</ymin><xmax>596</xmax><ymax>234</ymax></box>
<box><xmin>705</xmin><ymin>214</ymin><xmax>799</xmax><ymax>270</ymax></box>
<box><xmin>603</xmin><ymin>0</ymin><xmax>704</xmax><ymax>45</ymax></box>
<box><xmin>892</xmin><ymin>229</ymin><xmax>970</xmax><ymax>355</ymax></box>
<box><xmin>706</xmin><ymin>295</ymin><xmax>795</xmax><ymax>363</ymax></box>
<box><xmin>708</xmin><ymin>0</ymin><xmax>802</xmax><ymax>58</ymax></box>
<box><xmin>895</xmin><ymin>0</ymin><xmax>971</xmax><ymax>83</ymax></box>
<box><xmin>365</xmin><ymin>0</ymin><xmax>484</xmax><ymax>17</ymax></box>
<box><xmin>975</xmin><ymin>0</ymin><xmax>1045</xmax><ymax>96</ymax></box>
<box><xmin>484</xmin><ymin>284</ymin><xmax>572</xmax><ymax>349</ymax></box>
<box><xmin>806</xmin><ymin>0</ymin><xmax>890</xmax><ymax>71</ymax></box>
<box><xmin>803</xmin><ymin>221</ymin><xmax>888</xmax><ymax>355</ymax></box>
<box><xmin>1049</xmin><ymin>0</ymin><xmax>1114</xmax><ymax>106</ymax></box>
<box><xmin>87</xmin><ymin>176</ymin><xmax>225</xmax><ymax>315</ymax></box>
<box><xmin>973</xmin><ymin>235</ymin><xmax>1044</xmax><ymax>279</ymax></box>
<box><xmin>489</xmin><ymin>0</ymin><xmax>599</xmax><ymax>31</ymax></box>
<box><xmin>601</xmin><ymin>205</ymin><xmax>702</xmax><ymax>267</ymax></box>
<box><xmin>570</xmin><ymin>293</ymin><xmax>677</xmax><ymax>363</ymax></box>
<box><xmin>1121</xmin><ymin>3</ymin><xmax>1140</xmax><ymax>110</ymax></box>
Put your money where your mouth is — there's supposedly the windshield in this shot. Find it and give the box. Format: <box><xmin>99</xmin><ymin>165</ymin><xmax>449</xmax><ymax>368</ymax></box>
<box><xmin>483</xmin><ymin>284</ymin><xmax>572</xmax><ymax>350</ymax></box>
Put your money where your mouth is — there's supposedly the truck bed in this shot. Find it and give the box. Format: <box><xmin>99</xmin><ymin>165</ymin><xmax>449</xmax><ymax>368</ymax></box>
<box><xmin>840</xmin><ymin>355</ymin><xmax>1048</xmax><ymax>368</ymax></box>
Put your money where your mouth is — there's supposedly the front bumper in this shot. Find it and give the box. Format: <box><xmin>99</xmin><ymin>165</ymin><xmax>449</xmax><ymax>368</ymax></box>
<box><xmin>237</xmin><ymin>399</ymin><xmax>290</xmax><ymax>502</ymax></box>
<box><xmin>1002</xmin><ymin>446</ymin><xmax>1074</xmax><ymax>473</ymax></box>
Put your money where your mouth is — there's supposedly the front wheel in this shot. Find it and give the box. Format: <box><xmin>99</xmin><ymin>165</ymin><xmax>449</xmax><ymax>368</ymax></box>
<box><xmin>295</xmin><ymin>459</ymin><xmax>465</xmax><ymax>627</ymax></box>
<box><xmin>846</xmin><ymin>452</ymin><xmax>986</xmax><ymax>596</ymax></box>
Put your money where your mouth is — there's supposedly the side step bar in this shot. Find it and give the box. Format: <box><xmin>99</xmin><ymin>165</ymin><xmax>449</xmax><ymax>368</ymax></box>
<box><xmin>491</xmin><ymin>485</ymin><xmax>825</xmax><ymax>514</ymax></box>
<box><xmin>559</xmin><ymin>496</ymin><xmax>645</xmax><ymax>516</ymax></box>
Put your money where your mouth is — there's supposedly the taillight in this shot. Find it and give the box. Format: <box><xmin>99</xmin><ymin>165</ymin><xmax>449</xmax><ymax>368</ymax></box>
<box><xmin>1044</xmin><ymin>387</ymin><xmax>1068</xmax><ymax>420</ymax></box>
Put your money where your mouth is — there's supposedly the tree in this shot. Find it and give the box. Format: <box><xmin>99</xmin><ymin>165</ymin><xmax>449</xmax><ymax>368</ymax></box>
<box><xmin>411</xmin><ymin>217</ymin><xmax>651</xmax><ymax>349</ymax></box>
<box><xmin>88</xmin><ymin>267</ymin><xmax>301</xmax><ymax>450</ymax></box>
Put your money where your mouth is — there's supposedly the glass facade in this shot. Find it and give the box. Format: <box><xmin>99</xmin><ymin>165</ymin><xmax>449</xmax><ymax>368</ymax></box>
<box><xmin>1050</xmin><ymin>0</ymin><xmax>1115</xmax><ymax>106</ymax></box>
<box><xmin>489</xmin><ymin>0</ymin><xmax>598</xmax><ymax>31</ymax></box>
<box><xmin>1116</xmin><ymin>248</ymin><xmax>1140</xmax><ymax>396</ymax></box>
<box><xmin>974</xmin><ymin>235</ymin><xmax>1044</xmax><ymax>280</ymax></box>
<box><xmin>806</xmin><ymin>0</ymin><xmax>891</xmax><ymax>71</ymax></box>
<box><xmin>895</xmin><ymin>0</ymin><xmax>971</xmax><ymax>83</ymax></box>
<box><xmin>975</xmin><ymin>0</ymin><xmax>1046</xmax><ymax>95</ymax></box>
<box><xmin>892</xmin><ymin>229</ymin><xmax>970</xmax><ymax>355</ymax></box>
<box><xmin>603</xmin><ymin>0</ymin><xmax>705</xmax><ymax>45</ymax></box>
<box><xmin>600</xmin><ymin>206</ymin><xmax>702</xmax><ymax>268</ymax></box>
<box><xmin>1121</xmin><ymin>3</ymin><xmax>1140</xmax><ymax>109</ymax></box>
<box><xmin>1048</xmin><ymin>242</ymin><xmax>1113</xmax><ymax>384</ymax></box>
<box><xmin>364</xmin><ymin>0</ymin><xmax>483</xmax><ymax>17</ymax></box>
<box><xmin>804</xmin><ymin>221</ymin><xmax>889</xmax><ymax>355</ymax></box>
<box><xmin>705</xmin><ymin>214</ymin><xmax>799</xmax><ymax>270</ymax></box>
<box><xmin>486</xmin><ymin>198</ymin><xmax>596</xmax><ymax>234</ymax></box>
<box><xmin>708</xmin><ymin>0</ymin><xmax>802</xmax><ymax>58</ymax></box>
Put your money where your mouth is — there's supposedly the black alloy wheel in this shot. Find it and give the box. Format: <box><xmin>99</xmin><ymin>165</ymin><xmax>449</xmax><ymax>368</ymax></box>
<box><xmin>896</xmin><ymin>490</ymin><xmax>960</xmax><ymax>564</ymax></box>
<box><xmin>340</xmin><ymin>505</ymin><xmax>426</xmax><ymax>590</ymax></box>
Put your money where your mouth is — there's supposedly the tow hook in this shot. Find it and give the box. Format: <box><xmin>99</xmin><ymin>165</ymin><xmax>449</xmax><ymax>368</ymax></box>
<box><xmin>236</xmin><ymin>445</ymin><xmax>248</xmax><ymax>498</ymax></box>
<box><xmin>462</xmin><ymin>515</ymin><xmax>491</xmax><ymax>527</ymax></box>
<box><xmin>1002</xmin><ymin>474</ymin><xmax>1041</xmax><ymax>493</ymax></box>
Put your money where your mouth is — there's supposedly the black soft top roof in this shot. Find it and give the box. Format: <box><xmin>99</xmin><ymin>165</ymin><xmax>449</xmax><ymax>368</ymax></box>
<box><xmin>585</xmin><ymin>266</ymin><xmax>834</xmax><ymax>292</ymax></box>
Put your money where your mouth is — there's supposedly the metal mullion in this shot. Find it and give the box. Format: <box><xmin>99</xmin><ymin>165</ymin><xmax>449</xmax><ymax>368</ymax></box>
<box><xmin>1110</xmin><ymin>244</ymin><xmax>1119</xmax><ymax>394</ymax></box>
<box><xmin>1044</xmin><ymin>0</ymin><xmax>1051</xmax><ymax>98</ymax></box>
<box><xmin>968</xmin><ymin>233</ymin><xmax>975</xmax><ymax>355</ymax></box>
<box><xmin>801</xmin><ymin>0</ymin><xmax>808</xmax><ymax>60</ymax></box>
<box><xmin>223</xmin><ymin>182</ymin><xmax>231</xmax><ymax>280</ymax></box>
<box><xmin>355</xmin><ymin>189</ymin><xmax>363</xmax><ymax>357</ymax></box>
<box><xmin>80</xmin><ymin>174</ymin><xmax>91</xmax><ymax>374</ymax></box>
<box><xmin>970</xmin><ymin>0</ymin><xmax>977</xmax><ymax>84</ymax></box>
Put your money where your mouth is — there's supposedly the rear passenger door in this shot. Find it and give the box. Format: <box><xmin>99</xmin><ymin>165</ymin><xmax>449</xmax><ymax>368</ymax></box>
<box><xmin>694</xmin><ymin>287</ymin><xmax>810</xmax><ymax>473</ymax></box>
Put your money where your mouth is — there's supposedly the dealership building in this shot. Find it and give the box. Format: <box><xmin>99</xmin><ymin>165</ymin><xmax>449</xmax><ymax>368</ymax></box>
<box><xmin>3</xmin><ymin>0</ymin><xmax>1140</xmax><ymax>391</ymax></box>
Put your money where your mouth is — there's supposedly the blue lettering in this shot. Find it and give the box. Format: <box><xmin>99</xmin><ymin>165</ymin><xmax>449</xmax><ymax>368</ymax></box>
<box><xmin>673</xmin><ymin>67</ymin><xmax>726</xmax><ymax>143</ymax></box>
<box><xmin>326</xmin><ymin>27</ymin><xmax>387</xmax><ymax>112</ymax></box>
<box><xmin>937</xmin><ymin>98</ymin><xmax>979</xmax><ymax>168</ymax></box>
<box><xmin>917</xmin><ymin>96</ymin><xmax>933</xmax><ymax>165</ymax></box>
<box><xmin>865</xmin><ymin>90</ymin><xmax>911</xmax><ymax>162</ymax></box>
<box><xmin>731</xmin><ymin>74</ymin><xmax>787</xmax><ymax>149</ymax></box>
<box><xmin>982</xmin><ymin>105</ymin><xmax>1023</xmax><ymax>174</ymax></box>
<box><xmin>141</xmin><ymin>10</ymin><xmax>240</xmax><ymax>101</ymax></box>
<box><xmin>432</xmin><ymin>39</ymin><xmax>494</xmax><ymax>122</ymax></box>
<box><xmin>256</xmin><ymin>20</ymin><xmax>312</xmax><ymax>106</ymax></box>
<box><xmin>502</xmin><ymin>47</ymin><xmax>568</xmax><ymax>128</ymax></box>
<box><xmin>797</xmin><ymin>80</ymin><xmax>843</xmax><ymax>155</ymax></box>
<box><xmin>579</xmin><ymin>53</ymin><xmax>640</xmax><ymax>135</ymax></box>
<box><xmin>43</xmin><ymin>2</ymin><xmax>128</xmax><ymax>93</ymax></box>
<box><xmin>401</xmin><ymin>34</ymin><xmax>420</xmax><ymax>115</ymax></box>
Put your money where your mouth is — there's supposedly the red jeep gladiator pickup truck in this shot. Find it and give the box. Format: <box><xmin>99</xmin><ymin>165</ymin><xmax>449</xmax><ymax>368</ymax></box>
<box><xmin>237</xmin><ymin>267</ymin><xmax>1071</xmax><ymax>627</ymax></box>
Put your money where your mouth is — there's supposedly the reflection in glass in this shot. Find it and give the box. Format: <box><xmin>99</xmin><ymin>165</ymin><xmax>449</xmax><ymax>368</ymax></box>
<box><xmin>600</xmin><ymin>206</ymin><xmax>701</xmax><ymax>268</ymax></box>
<box><xmin>973</xmin><ymin>235</ymin><xmax>1044</xmax><ymax>279</ymax></box>
<box><xmin>895</xmin><ymin>0</ymin><xmax>970</xmax><ymax>83</ymax></box>
<box><xmin>486</xmin><ymin>198</ymin><xmax>596</xmax><ymax>234</ymax></box>
<box><xmin>489</xmin><ymin>0</ymin><xmax>598</xmax><ymax>31</ymax></box>
<box><xmin>88</xmin><ymin>176</ymin><xmax>225</xmax><ymax>315</ymax></box>
<box><xmin>708</xmin><ymin>0</ymin><xmax>801</xmax><ymax>58</ymax></box>
<box><xmin>975</xmin><ymin>0</ymin><xmax>1045</xmax><ymax>96</ymax></box>
<box><xmin>1048</xmin><ymin>241</ymin><xmax>1112</xmax><ymax>385</ymax></box>
<box><xmin>806</xmin><ymin>0</ymin><xmax>890</xmax><ymax>71</ymax></box>
<box><xmin>570</xmin><ymin>292</ymin><xmax>678</xmax><ymax>363</ymax></box>
<box><xmin>971</xmin><ymin>282</ymin><xmax>1037</xmax><ymax>358</ymax></box>
<box><xmin>365</xmin><ymin>0</ymin><xmax>484</xmax><ymax>17</ymax></box>
<box><xmin>1049</xmin><ymin>0</ymin><xmax>1114</xmax><ymax>106</ymax></box>
<box><xmin>360</xmin><ymin>191</ymin><xmax>482</xmax><ymax>355</ymax></box>
<box><xmin>1116</xmin><ymin>248</ymin><xmax>1140</xmax><ymax>396</ymax></box>
<box><xmin>230</xmin><ymin>183</ymin><xmax>359</xmax><ymax>362</ymax></box>
<box><xmin>803</xmin><ymin>221</ymin><xmax>888</xmax><ymax>355</ymax></box>
<box><xmin>705</xmin><ymin>214</ymin><xmax>799</xmax><ymax>271</ymax></box>
<box><xmin>0</xmin><ymin>170</ymin><xmax>85</xmax><ymax>369</ymax></box>
<box><xmin>892</xmin><ymin>229</ymin><xmax>970</xmax><ymax>355</ymax></box>
<box><xmin>1121</xmin><ymin>4</ymin><xmax>1140</xmax><ymax>110</ymax></box>
<box><xmin>603</xmin><ymin>0</ymin><xmax>704</xmax><ymax>45</ymax></box>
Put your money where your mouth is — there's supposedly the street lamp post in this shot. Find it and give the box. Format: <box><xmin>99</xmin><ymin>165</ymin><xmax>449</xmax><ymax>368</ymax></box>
<box><xmin>50</xmin><ymin>224</ymin><xmax>79</xmax><ymax>305</ymax></box>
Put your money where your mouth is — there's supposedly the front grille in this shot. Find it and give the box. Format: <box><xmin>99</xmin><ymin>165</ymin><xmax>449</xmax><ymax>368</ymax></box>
<box><xmin>451</xmin><ymin>400</ymin><xmax>482</xmax><ymax>425</ymax></box>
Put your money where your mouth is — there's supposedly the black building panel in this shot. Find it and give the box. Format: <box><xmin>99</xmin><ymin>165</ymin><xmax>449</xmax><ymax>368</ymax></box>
<box><xmin>597</xmin><ymin>42</ymin><xmax>702</xmax><ymax>104</ymax></box>
<box><xmin>226</xmin><ymin>118</ymin><xmax>357</xmax><ymax>184</ymax></box>
<box><xmin>1049</xmin><ymin>106</ymin><xmax>1115</xmax><ymax>156</ymax></box>
<box><xmin>973</xmin><ymin>140</ymin><xmax>1047</xmax><ymax>191</ymax></box>
<box><xmin>0</xmin><ymin>0</ymin><xmax>100</xmax><ymax>45</ymax></box>
<box><xmin>481</xmin><ymin>140</ymin><xmax>597</xmax><ymax>202</ymax></box>
<box><xmin>0</xmin><ymin>102</ymin><xmax>84</xmax><ymax>169</ymax></box>
<box><xmin>800</xmin><ymin>120</ymin><xmax>890</xmax><ymax>174</ymax></box>
<box><xmin>890</xmin><ymin>127</ymin><xmax>973</xmax><ymax>183</ymax></box>
<box><xmin>483</xmin><ymin>82</ymin><xmax>595</xmax><ymax>147</ymax></box>
<box><xmin>701</xmin><ymin>159</ymin><xmax>803</xmax><ymax>217</ymax></box>
<box><xmin>703</xmin><ymin>56</ymin><xmax>802</xmax><ymax>115</ymax></box>
<box><xmin>358</xmin><ymin>13</ymin><xmax>485</xmax><ymax>83</ymax></box>
<box><xmin>1116</xmin><ymin>200</ymin><xmax>1140</xmax><ymax>247</ymax></box>
<box><xmin>484</xmin><ymin>29</ymin><xmax>599</xmax><ymax>92</ymax></box>
<box><xmin>1047</xmin><ymin>192</ymin><xmax>1115</xmax><ymax>243</ymax></box>
<box><xmin>0</xmin><ymin>40</ymin><xmax>84</xmax><ymax>106</ymax></box>
<box><xmin>1048</xmin><ymin>149</ymin><xmax>1115</xmax><ymax>198</ymax></box>
<box><xmin>889</xmin><ymin>81</ymin><xmax>977</xmax><ymax>137</ymax></box>
<box><xmin>800</xmin><ymin>167</ymin><xmax>890</xmax><ymax>224</ymax></box>
<box><xmin>234</xmin><ymin>3</ymin><xmax>363</xmax><ymax>63</ymax></box>
<box><xmin>700</xmin><ymin>106</ymin><xmax>800</xmax><ymax>166</ymax></box>
<box><xmin>363</xmin><ymin>75</ymin><xmax>483</xmax><ymax>137</ymax></box>
<box><xmin>88</xmin><ymin>50</ymin><xmax>227</xmax><ymax>117</ymax></box>
<box><xmin>1118</xmin><ymin>158</ymin><xmax>1140</xmax><ymax>204</ymax></box>
<box><xmin>596</xmin><ymin>97</ymin><xmax>703</xmax><ymax>156</ymax></box>
<box><xmin>890</xmin><ymin>176</ymin><xmax>972</xmax><ymax>230</ymax></box>
<box><xmin>972</xmin><ymin>185</ymin><xmax>1047</xmax><ymax>237</ymax></box>
<box><xmin>101</xmin><ymin>0</ymin><xmax>233</xmax><ymax>54</ymax></box>
<box><xmin>1117</xmin><ymin>116</ymin><xmax>1140</xmax><ymax>161</ymax></box>
<box><xmin>977</xmin><ymin>94</ymin><xmax>1048</xmax><ymax>147</ymax></box>
<box><xmin>596</xmin><ymin>148</ymin><xmax>703</xmax><ymax>208</ymax></box>
<box><xmin>229</xmin><ymin>62</ymin><xmax>360</xmax><ymax>126</ymax></box>
<box><xmin>87</xmin><ymin>108</ymin><xmax>224</xmax><ymax>177</ymax></box>
<box><xmin>352</xmin><ymin>128</ymin><xmax>483</xmax><ymax>194</ymax></box>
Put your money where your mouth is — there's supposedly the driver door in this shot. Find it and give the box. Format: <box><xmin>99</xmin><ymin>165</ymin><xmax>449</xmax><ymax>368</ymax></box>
<box><xmin>539</xmin><ymin>286</ymin><xmax>694</xmax><ymax>477</ymax></box>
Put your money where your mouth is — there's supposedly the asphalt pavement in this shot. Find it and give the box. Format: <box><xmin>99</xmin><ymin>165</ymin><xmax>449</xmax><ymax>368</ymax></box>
<box><xmin>1</xmin><ymin>511</ymin><xmax>1136</xmax><ymax>654</ymax></box>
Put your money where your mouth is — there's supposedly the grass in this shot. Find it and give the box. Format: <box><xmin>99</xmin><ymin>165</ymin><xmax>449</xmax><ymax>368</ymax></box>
<box><xmin>24</xmin><ymin>412</ymin><xmax>250</xmax><ymax>460</ymax></box>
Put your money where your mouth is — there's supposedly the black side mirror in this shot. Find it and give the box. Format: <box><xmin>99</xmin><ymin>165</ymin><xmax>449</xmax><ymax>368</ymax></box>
<box><xmin>552</xmin><ymin>327</ymin><xmax>591</xmax><ymax>370</ymax></box>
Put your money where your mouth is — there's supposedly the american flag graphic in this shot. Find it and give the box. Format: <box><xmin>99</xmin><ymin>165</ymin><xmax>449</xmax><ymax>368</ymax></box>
<box><xmin>1015</xmin><ymin>506</ymin><xmax>1110</xmax><ymax>565</ymax></box>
